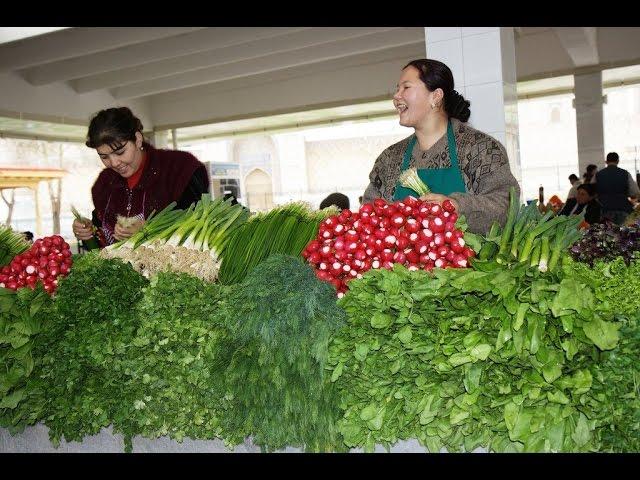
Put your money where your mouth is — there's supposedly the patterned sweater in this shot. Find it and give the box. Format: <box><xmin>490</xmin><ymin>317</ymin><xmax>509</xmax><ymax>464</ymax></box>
<box><xmin>363</xmin><ymin>118</ymin><xmax>521</xmax><ymax>235</ymax></box>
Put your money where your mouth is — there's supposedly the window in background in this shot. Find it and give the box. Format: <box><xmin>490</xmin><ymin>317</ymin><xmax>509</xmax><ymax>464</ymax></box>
<box><xmin>603</xmin><ymin>83</ymin><xmax>640</xmax><ymax>182</ymax></box>
<box><xmin>517</xmin><ymin>93</ymin><xmax>580</xmax><ymax>202</ymax></box>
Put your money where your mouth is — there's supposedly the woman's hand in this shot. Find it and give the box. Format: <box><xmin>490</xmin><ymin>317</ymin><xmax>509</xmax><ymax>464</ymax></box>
<box><xmin>419</xmin><ymin>193</ymin><xmax>459</xmax><ymax>210</ymax></box>
<box><xmin>72</xmin><ymin>218</ymin><xmax>95</xmax><ymax>241</ymax></box>
<box><xmin>113</xmin><ymin>219</ymin><xmax>145</xmax><ymax>241</ymax></box>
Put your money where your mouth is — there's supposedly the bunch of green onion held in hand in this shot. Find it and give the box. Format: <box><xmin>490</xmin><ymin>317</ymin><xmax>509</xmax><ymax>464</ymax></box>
<box><xmin>398</xmin><ymin>167</ymin><xmax>431</xmax><ymax>196</ymax></box>
<box><xmin>100</xmin><ymin>194</ymin><xmax>249</xmax><ymax>281</ymax></box>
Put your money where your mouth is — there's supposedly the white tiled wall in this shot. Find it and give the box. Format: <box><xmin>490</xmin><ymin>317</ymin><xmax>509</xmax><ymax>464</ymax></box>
<box><xmin>461</xmin><ymin>27</ymin><xmax>499</xmax><ymax>37</ymax></box>
<box><xmin>466</xmin><ymin>82</ymin><xmax>506</xmax><ymax>132</ymax></box>
<box><xmin>462</xmin><ymin>30</ymin><xmax>503</xmax><ymax>86</ymax></box>
<box><xmin>425</xmin><ymin>37</ymin><xmax>466</xmax><ymax>88</ymax></box>
<box><xmin>425</xmin><ymin>26</ymin><xmax>522</xmax><ymax>185</ymax></box>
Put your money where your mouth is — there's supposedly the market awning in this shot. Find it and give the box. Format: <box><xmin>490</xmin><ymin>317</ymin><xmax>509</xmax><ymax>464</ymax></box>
<box><xmin>0</xmin><ymin>166</ymin><xmax>67</xmax><ymax>189</ymax></box>
<box><xmin>0</xmin><ymin>166</ymin><xmax>67</xmax><ymax>236</ymax></box>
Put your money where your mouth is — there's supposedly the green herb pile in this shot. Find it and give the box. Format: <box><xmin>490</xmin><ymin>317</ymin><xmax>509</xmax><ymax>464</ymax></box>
<box><xmin>4</xmin><ymin>252</ymin><xmax>149</xmax><ymax>443</ymax></box>
<box><xmin>0</xmin><ymin>286</ymin><xmax>51</xmax><ymax>427</ymax></box>
<box><xmin>115</xmin><ymin>271</ymin><xmax>233</xmax><ymax>449</ymax></box>
<box><xmin>587</xmin><ymin>312</ymin><xmax>639</xmax><ymax>452</ymax></box>
<box><xmin>562</xmin><ymin>256</ymin><xmax>640</xmax><ymax>318</ymax></box>
<box><xmin>329</xmin><ymin>263</ymin><xmax>625</xmax><ymax>452</ymax></box>
<box><xmin>218</xmin><ymin>202</ymin><xmax>337</xmax><ymax>285</ymax></box>
<box><xmin>215</xmin><ymin>254</ymin><xmax>347</xmax><ymax>451</ymax></box>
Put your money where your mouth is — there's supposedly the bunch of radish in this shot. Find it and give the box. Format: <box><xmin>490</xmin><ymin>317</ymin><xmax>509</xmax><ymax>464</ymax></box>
<box><xmin>0</xmin><ymin>235</ymin><xmax>73</xmax><ymax>295</ymax></box>
<box><xmin>302</xmin><ymin>197</ymin><xmax>475</xmax><ymax>297</ymax></box>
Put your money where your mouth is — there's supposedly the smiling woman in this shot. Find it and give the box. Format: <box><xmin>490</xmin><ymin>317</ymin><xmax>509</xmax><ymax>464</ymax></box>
<box><xmin>72</xmin><ymin>107</ymin><xmax>210</xmax><ymax>249</ymax></box>
<box><xmin>363</xmin><ymin>59</ymin><xmax>520</xmax><ymax>235</ymax></box>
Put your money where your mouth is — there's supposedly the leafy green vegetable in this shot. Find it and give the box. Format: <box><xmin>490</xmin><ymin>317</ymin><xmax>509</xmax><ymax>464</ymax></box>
<box><xmin>218</xmin><ymin>202</ymin><xmax>336</xmax><ymax>285</ymax></box>
<box><xmin>214</xmin><ymin>254</ymin><xmax>346</xmax><ymax>451</ymax></box>
<box><xmin>0</xmin><ymin>286</ymin><xmax>51</xmax><ymax>423</ymax></box>
<box><xmin>329</xmin><ymin>262</ymin><xmax>623</xmax><ymax>452</ymax></box>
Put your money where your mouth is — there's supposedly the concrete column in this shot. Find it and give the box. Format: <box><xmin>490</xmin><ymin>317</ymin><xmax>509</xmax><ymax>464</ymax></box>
<box><xmin>271</xmin><ymin>132</ymin><xmax>308</xmax><ymax>202</ymax></box>
<box><xmin>574</xmin><ymin>71</ymin><xmax>605</xmax><ymax>176</ymax></box>
<box><xmin>424</xmin><ymin>27</ymin><xmax>522</xmax><ymax>186</ymax></box>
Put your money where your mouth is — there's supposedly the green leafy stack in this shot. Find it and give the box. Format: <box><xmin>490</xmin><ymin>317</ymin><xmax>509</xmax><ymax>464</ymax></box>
<box><xmin>587</xmin><ymin>313</ymin><xmax>639</xmax><ymax>452</ymax></box>
<box><xmin>562</xmin><ymin>256</ymin><xmax>640</xmax><ymax>318</ymax></box>
<box><xmin>0</xmin><ymin>286</ymin><xmax>51</xmax><ymax>428</ymax></box>
<box><xmin>115</xmin><ymin>272</ymin><xmax>233</xmax><ymax>448</ymax></box>
<box><xmin>218</xmin><ymin>202</ymin><xmax>337</xmax><ymax>285</ymax></box>
<box><xmin>5</xmin><ymin>252</ymin><xmax>149</xmax><ymax>443</ymax></box>
<box><xmin>0</xmin><ymin>225</ymin><xmax>30</xmax><ymax>266</ymax></box>
<box><xmin>475</xmin><ymin>187</ymin><xmax>583</xmax><ymax>273</ymax></box>
<box><xmin>329</xmin><ymin>263</ymin><xmax>623</xmax><ymax>452</ymax></box>
<box><xmin>215</xmin><ymin>254</ymin><xmax>346</xmax><ymax>451</ymax></box>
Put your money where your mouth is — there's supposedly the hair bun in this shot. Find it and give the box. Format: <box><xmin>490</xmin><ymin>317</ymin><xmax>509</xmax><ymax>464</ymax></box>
<box><xmin>445</xmin><ymin>90</ymin><xmax>471</xmax><ymax>122</ymax></box>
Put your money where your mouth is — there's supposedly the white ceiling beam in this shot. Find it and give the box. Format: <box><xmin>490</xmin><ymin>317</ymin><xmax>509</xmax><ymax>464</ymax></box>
<box><xmin>21</xmin><ymin>27</ymin><xmax>309</xmax><ymax>86</ymax></box>
<box><xmin>112</xmin><ymin>28</ymin><xmax>425</xmax><ymax>100</ymax></box>
<box><xmin>0</xmin><ymin>27</ymin><xmax>203</xmax><ymax>73</ymax></box>
<box><xmin>71</xmin><ymin>27</ymin><xmax>399</xmax><ymax>93</ymax></box>
<box><xmin>552</xmin><ymin>27</ymin><xmax>599</xmax><ymax>67</ymax></box>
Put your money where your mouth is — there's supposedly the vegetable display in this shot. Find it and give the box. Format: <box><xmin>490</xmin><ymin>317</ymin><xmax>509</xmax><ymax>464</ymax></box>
<box><xmin>303</xmin><ymin>197</ymin><xmax>477</xmax><ymax>296</ymax></box>
<box><xmin>218</xmin><ymin>202</ymin><xmax>335</xmax><ymax>285</ymax></box>
<box><xmin>0</xmin><ymin>235</ymin><xmax>73</xmax><ymax>295</ymax></box>
<box><xmin>0</xmin><ymin>190</ymin><xmax>638</xmax><ymax>453</ymax></box>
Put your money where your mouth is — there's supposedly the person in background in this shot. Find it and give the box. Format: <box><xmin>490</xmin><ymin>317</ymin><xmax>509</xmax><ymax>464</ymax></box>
<box><xmin>558</xmin><ymin>183</ymin><xmax>601</xmax><ymax>225</ymax></box>
<box><xmin>594</xmin><ymin>152</ymin><xmax>640</xmax><ymax>225</ymax></box>
<box><xmin>72</xmin><ymin>107</ymin><xmax>210</xmax><ymax>248</ymax></box>
<box><xmin>566</xmin><ymin>173</ymin><xmax>582</xmax><ymax>200</ymax></box>
<box><xmin>582</xmin><ymin>164</ymin><xmax>598</xmax><ymax>184</ymax></box>
<box><xmin>363</xmin><ymin>59</ymin><xmax>520</xmax><ymax>235</ymax></box>
<box><xmin>223</xmin><ymin>192</ymin><xmax>239</xmax><ymax>206</ymax></box>
<box><xmin>21</xmin><ymin>231</ymin><xmax>34</xmax><ymax>243</ymax></box>
<box><xmin>320</xmin><ymin>192</ymin><xmax>350</xmax><ymax>211</ymax></box>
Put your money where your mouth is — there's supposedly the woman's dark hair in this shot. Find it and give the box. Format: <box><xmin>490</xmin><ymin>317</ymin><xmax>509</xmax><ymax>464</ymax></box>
<box><xmin>403</xmin><ymin>59</ymin><xmax>471</xmax><ymax>122</ymax></box>
<box><xmin>586</xmin><ymin>164</ymin><xmax>598</xmax><ymax>173</ymax></box>
<box><xmin>86</xmin><ymin>106</ymin><xmax>144</xmax><ymax>150</ymax></box>
<box><xmin>577</xmin><ymin>183</ymin><xmax>596</xmax><ymax>197</ymax></box>
<box><xmin>320</xmin><ymin>192</ymin><xmax>350</xmax><ymax>211</ymax></box>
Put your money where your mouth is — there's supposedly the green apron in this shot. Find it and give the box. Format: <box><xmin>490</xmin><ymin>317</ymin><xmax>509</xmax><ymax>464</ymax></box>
<box><xmin>393</xmin><ymin>119</ymin><xmax>467</xmax><ymax>201</ymax></box>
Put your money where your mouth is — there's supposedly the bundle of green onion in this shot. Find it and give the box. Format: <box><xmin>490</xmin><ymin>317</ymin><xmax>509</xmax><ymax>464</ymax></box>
<box><xmin>398</xmin><ymin>167</ymin><xmax>431</xmax><ymax>197</ymax></box>
<box><xmin>0</xmin><ymin>225</ymin><xmax>30</xmax><ymax>266</ymax></box>
<box><xmin>218</xmin><ymin>202</ymin><xmax>338</xmax><ymax>285</ymax></box>
<box><xmin>101</xmin><ymin>195</ymin><xmax>249</xmax><ymax>281</ymax></box>
<box><xmin>475</xmin><ymin>187</ymin><xmax>584</xmax><ymax>272</ymax></box>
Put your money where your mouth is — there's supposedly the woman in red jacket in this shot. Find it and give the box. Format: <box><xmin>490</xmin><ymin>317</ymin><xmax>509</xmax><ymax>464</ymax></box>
<box><xmin>72</xmin><ymin>107</ymin><xmax>210</xmax><ymax>248</ymax></box>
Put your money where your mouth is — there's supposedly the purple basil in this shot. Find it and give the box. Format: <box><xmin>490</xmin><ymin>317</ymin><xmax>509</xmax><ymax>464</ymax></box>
<box><xmin>569</xmin><ymin>221</ymin><xmax>640</xmax><ymax>266</ymax></box>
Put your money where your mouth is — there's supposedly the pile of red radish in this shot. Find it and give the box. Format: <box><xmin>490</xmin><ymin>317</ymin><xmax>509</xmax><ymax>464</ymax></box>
<box><xmin>0</xmin><ymin>235</ymin><xmax>73</xmax><ymax>295</ymax></box>
<box><xmin>302</xmin><ymin>197</ymin><xmax>475</xmax><ymax>297</ymax></box>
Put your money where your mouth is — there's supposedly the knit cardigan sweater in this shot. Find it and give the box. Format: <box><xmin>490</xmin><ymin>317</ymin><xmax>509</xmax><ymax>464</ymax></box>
<box><xmin>363</xmin><ymin>118</ymin><xmax>521</xmax><ymax>235</ymax></box>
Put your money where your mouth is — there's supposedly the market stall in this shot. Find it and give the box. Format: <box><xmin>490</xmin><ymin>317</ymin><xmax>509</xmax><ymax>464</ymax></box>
<box><xmin>1</xmin><ymin>184</ymin><xmax>638</xmax><ymax>453</ymax></box>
